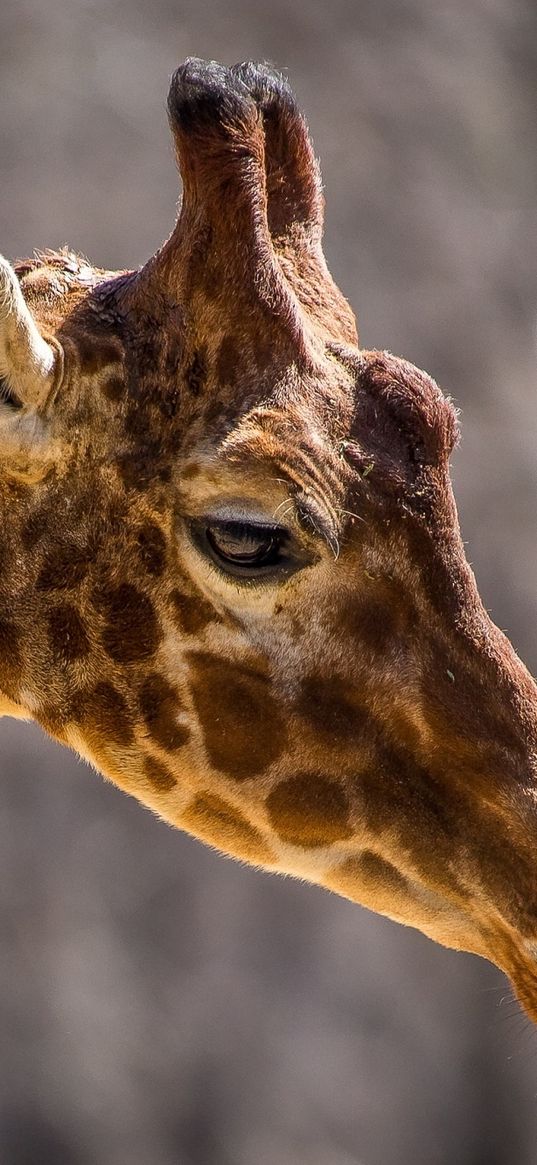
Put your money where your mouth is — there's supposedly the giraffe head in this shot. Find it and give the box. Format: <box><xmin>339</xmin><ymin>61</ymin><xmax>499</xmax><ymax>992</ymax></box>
<box><xmin>2</xmin><ymin>59</ymin><xmax>537</xmax><ymax>1019</ymax></box>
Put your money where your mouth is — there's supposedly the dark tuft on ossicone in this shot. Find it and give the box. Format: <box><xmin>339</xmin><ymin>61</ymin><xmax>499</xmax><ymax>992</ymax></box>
<box><xmin>167</xmin><ymin>58</ymin><xmax>256</xmax><ymax>138</ymax></box>
<box><xmin>231</xmin><ymin>60</ymin><xmax>295</xmax><ymax>115</ymax></box>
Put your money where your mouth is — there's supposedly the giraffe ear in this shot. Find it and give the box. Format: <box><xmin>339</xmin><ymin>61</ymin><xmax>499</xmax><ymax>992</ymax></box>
<box><xmin>231</xmin><ymin>62</ymin><xmax>323</xmax><ymax>243</ymax></box>
<box><xmin>0</xmin><ymin>256</ymin><xmax>62</xmax><ymax>410</ymax></box>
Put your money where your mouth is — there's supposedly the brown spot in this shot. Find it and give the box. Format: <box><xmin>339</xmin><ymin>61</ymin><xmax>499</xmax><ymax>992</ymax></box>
<box><xmin>75</xmin><ymin>332</ymin><xmax>124</xmax><ymax>375</ymax></box>
<box><xmin>138</xmin><ymin>672</ymin><xmax>190</xmax><ymax>751</ymax></box>
<box><xmin>37</xmin><ymin>542</ymin><xmax>93</xmax><ymax>590</ymax></box>
<box><xmin>359</xmin><ymin>742</ymin><xmax>444</xmax><ymax>837</ymax></box>
<box><xmin>170</xmin><ymin>589</ymin><xmax>218</xmax><ymax>635</ymax></box>
<box><xmin>0</xmin><ymin>619</ymin><xmax>23</xmax><ymax>698</ymax></box>
<box><xmin>137</xmin><ymin>522</ymin><xmax>167</xmax><ymax>577</ymax></box>
<box><xmin>215</xmin><ymin>334</ymin><xmax>239</xmax><ymax>385</ymax></box>
<box><xmin>359</xmin><ymin>850</ymin><xmax>409</xmax><ymax>894</ymax></box>
<box><xmin>126</xmin><ymin>328</ymin><xmax>162</xmax><ymax>378</ymax></box>
<box><xmin>47</xmin><ymin>604</ymin><xmax>91</xmax><ymax>662</ymax></box>
<box><xmin>124</xmin><ymin>398</ymin><xmax>166</xmax><ymax>442</ymax></box>
<box><xmin>266</xmin><ymin>774</ymin><xmax>353</xmax><ymax>848</ymax></box>
<box><xmin>164</xmin><ymin>340</ymin><xmax>182</xmax><ymax>381</ymax></box>
<box><xmin>325</xmin><ymin>852</ymin><xmax>409</xmax><ymax>901</ymax></box>
<box><xmin>188</xmin><ymin>652</ymin><xmax>286</xmax><ymax>779</ymax></box>
<box><xmin>181</xmin><ymin>463</ymin><xmax>201</xmax><ymax>481</ymax></box>
<box><xmin>100</xmin><ymin>374</ymin><xmax>125</xmax><ymax>402</ymax></box>
<box><xmin>296</xmin><ymin>676</ymin><xmax>372</xmax><ymax>742</ymax></box>
<box><xmin>185</xmin><ymin>348</ymin><xmax>208</xmax><ymax>396</ymax></box>
<box><xmin>115</xmin><ymin>454</ymin><xmax>141</xmax><ymax>491</ymax></box>
<box><xmin>354</xmin><ymin>740</ymin><xmax>468</xmax><ymax>896</ymax></box>
<box><xmin>340</xmin><ymin>580</ymin><xmax>416</xmax><ymax>654</ymax></box>
<box><xmin>95</xmin><ymin>583</ymin><xmax>161</xmax><ymax>664</ymax></box>
<box><xmin>75</xmin><ymin>681</ymin><xmax>134</xmax><ymax>746</ymax></box>
<box><xmin>182</xmin><ymin>792</ymin><xmax>274</xmax><ymax>863</ymax></box>
<box><xmin>143</xmin><ymin>755</ymin><xmax>177</xmax><ymax>792</ymax></box>
<box><xmin>116</xmin><ymin>449</ymin><xmax>172</xmax><ymax>491</ymax></box>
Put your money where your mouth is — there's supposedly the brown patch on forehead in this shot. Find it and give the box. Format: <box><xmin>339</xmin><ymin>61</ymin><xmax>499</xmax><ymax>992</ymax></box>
<box><xmin>94</xmin><ymin>583</ymin><xmax>161</xmax><ymax>664</ymax></box>
<box><xmin>75</xmin><ymin>681</ymin><xmax>135</xmax><ymax>746</ymax></box>
<box><xmin>143</xmin><ymin>755</ymin><xmax>177</xmax><ymax>792</ymax></box>
<box><xmin>0</xmin><ymin>619</ymin><xmax>23</xmax><ymax>700</ymax></box>
<box><xmin>188</xmin><ymin>652</ymin><xmax>286</xmax><ymax>779</ymax></box>
<box><xmin>137</xmin><ymin>522</ymin><xmax>167</xmax><ymax>577</ymax></box>
<box><xmin>138</xmin><ymin>672</ymin><xmax>190</xmax><ymax>751</ymax></box>
<box><xmin>266</xmin><ymin>774</ymin><xmax>353</xmax><ymax>848</ymax></box>
<box><xmin>37</xmin><ymin>542</ymin><xmax>93</xmax><ymax>591</ymax></box>
<box><xmin>182</xmin><ymin>792</ymin><xmax>275</xmax><ymax>864</ymax></box>
<box><xmin>170</xmin><ymin>588</ymin><xmax>220</xmax><ymax>635</ymax></box>
<box><xmin>215</xmin><ymin>334</ymin><xmax>239</xmax><ymax>385</ymax></box>
<box><xmin>47</xmin><ymin>604</ymin><xmax>91</xmax><ymax>662</ymax></box>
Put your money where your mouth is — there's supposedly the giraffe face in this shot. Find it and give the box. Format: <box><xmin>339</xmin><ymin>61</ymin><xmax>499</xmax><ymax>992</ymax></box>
<box><xmin>2</xmin><ymin>58</ymin><xmax>537</xmax><ymax>1021</ymax></box>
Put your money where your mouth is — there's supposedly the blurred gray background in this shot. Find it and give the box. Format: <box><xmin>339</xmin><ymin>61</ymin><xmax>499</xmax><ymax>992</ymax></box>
<box><xmin>2</xmin><ymin>1</ymin><xmax>537</xmax><ymax>1162</ymax></box>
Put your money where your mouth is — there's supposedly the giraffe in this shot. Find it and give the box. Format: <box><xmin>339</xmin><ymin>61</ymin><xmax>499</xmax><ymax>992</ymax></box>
<box><xmin>1</xmin><ymin>58</ymin><xmax>537</xmax><ymax>1022</ymax></box>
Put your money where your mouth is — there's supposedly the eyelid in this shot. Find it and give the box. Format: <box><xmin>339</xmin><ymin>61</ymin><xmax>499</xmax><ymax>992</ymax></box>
<box><xmin>205</xmin><ymin>516</ymin><xmax>285</xmax><ymax>535</ymax></box>
<box><xmin>196</xmin><ymin>502</ymin><xmax>292</xmax><ymax>528</ymax></box>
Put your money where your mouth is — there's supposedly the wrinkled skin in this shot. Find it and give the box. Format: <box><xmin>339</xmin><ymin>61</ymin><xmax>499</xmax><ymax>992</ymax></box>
<box><xmin>1</xmin><ymin>59</ymin><xmax>537</xmax><ymax>1021</ymax></box>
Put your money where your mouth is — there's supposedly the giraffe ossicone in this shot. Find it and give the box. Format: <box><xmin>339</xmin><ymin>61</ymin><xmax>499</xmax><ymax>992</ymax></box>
<box><xmin>2</xmin><ymin>58</ymin><xmax>537</xmax><ymax>1020</ymax></box>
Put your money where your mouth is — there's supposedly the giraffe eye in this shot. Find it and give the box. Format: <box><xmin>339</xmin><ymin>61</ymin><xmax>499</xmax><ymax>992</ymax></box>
<box><xmin>191</xmin><ymin>518</ymin><xmax>291</xmax><ymax>578</ymax></box>
<box><xmin>207</xmin><ymin>520</ymin><xmax>286</xmax><ymax>570</ymax></box>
